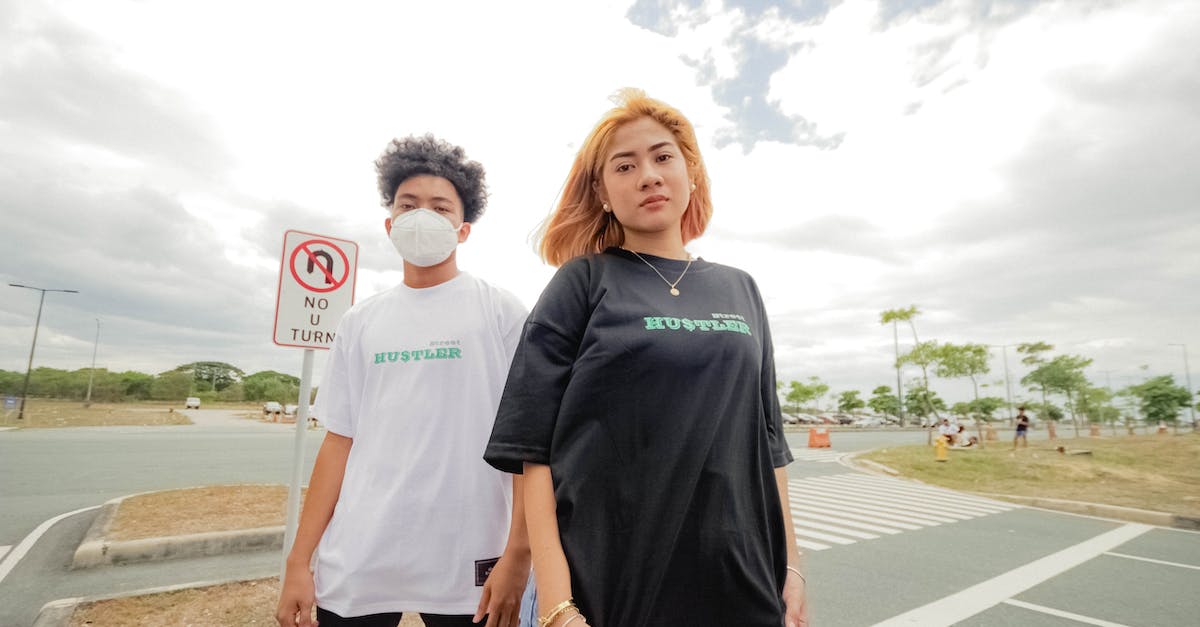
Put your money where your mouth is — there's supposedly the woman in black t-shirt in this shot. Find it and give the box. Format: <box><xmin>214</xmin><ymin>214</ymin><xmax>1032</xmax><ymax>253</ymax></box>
<box><xmin>485</xmin><ymin>89</ymin><xmax>807</xmax><ymax>627</ymax></box>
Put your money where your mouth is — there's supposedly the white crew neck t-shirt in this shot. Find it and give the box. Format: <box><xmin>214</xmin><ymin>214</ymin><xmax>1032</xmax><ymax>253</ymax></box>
<box><xmin>313</xmin><ymin>272</ymin><xmax>528</xmax><ymax>617</ymax></box>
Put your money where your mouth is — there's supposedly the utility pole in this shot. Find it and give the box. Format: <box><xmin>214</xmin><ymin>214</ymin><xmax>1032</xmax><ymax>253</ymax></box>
<box><xmin>85</xmin><ymin>319</ymin><xmax>101</xmax><ymax>407</ymax></box>
<box><xmin>990</xmin><ymin>344</ymin><xmax>1015</xmax><ymax>424</ymax></box>
<box><xmin>1168</xmin><ymin>344</ymin><xmax>1196</xmax><ymax>431</ymax></box>
<box><xmin>8</xmin><ymin>284</ymin><xmax>79</xmax><ymax>420</ymax></box>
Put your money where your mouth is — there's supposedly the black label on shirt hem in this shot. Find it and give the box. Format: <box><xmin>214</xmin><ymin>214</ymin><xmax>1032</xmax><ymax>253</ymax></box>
<box><xmin>475</xmin><ymin>557</ymin><xmax>500</xmax><ymax>586</ymax></box>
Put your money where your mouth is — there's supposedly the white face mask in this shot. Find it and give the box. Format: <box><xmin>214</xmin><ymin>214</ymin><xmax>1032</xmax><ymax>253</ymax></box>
<box><xmin>388</xmin><ymin>208</ymin><xmax>463</xmax><ymax>267</ymax></box>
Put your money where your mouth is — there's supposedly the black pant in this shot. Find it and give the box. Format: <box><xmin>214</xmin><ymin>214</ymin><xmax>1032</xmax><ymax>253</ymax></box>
<box><xmin>315</xmin><ymin>606</ymin><xmax>477</xmax><ymax>627</ymax></box>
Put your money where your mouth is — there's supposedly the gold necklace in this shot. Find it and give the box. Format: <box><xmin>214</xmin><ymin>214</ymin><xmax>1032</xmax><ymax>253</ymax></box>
<box><xmin>628</xmin><ymin>249</ymin><xmax>693</xmax><ymax>296</ymax></box>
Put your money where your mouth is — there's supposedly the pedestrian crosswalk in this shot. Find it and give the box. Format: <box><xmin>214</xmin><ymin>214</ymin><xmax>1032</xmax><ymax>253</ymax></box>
<box><xmin>789</xmin><ymin>448</ymin><xmax>846</xmax><ymax>463</ymax></box>
<box><xmin>786</xmin><ymin>473</ymin><xmax>1018</xmax><ymax>551</ymax></box>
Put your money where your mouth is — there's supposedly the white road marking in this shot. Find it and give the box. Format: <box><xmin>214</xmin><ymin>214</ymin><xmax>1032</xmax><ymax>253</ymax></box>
<box><xmin>804</xmin><ymin>477</ymin><xmax>992</xmax><ymax>518</ymax></box>
<box><xmin>789</xmin><ymin>448</ymin><xmax>845</xmax><ymax>463</ymax></box>
<box><xmin>872</xmin><ymin>523</ymin><xmax>1152</xmax><ymax>626</ymax></box>
<box><xmin>792</xmin><ymin>485</ymin><xmax>961</xmax><ymax>524</ymax></box>
<box><xmin>0</xmin><ymin>505</ymin><xmax>99</xmax><ymax>585</ymax></box>
<box><xmin>0</xmin><ymin>545</ymin><xmax>10</xmax><ymax>560</ymax></box>
<box><xmin>1001</xmin><ymin>599</ymin><xmax>1133</xmax><ymax>627</ymax></box>
<box><xmin>785</xmin><ymin>474</ymin><xmax>1018</xmax><ymax>551</ymax></box>
<box><xmin>1105</xmin><ymin>551</ymin><xmax>1200</xmax><ymax>571</ymax></box>
<box><xmin>839</xmin><ymin>475</ymin><xmax>1014</xmax><ymax>512</ymax></box>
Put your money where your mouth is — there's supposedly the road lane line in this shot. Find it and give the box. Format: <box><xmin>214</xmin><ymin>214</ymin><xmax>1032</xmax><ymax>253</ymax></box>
<box><xmin>789</xmin><ymin>516</ymin><xmax>879</xmax><ymax>540</ymax></box>
<box><xmin>794</xmin><ymin>538</ymin><xmax>832</xmax><ymax>551</ymax></box>
<box><xmin>787</xmin><ymin>500</ymin><xmax>922</xmax><ymax>531</ymax></box>
<box><xmin>791</xmin><ymin>486</ymin><xmax>961</xmax><ymax>523</ymax></box>
<box><xmin>788</xmin><ymin>489</ymin><xmax>950</xmax><ymax>526</ymax></box>
<box><xmin>788</xmin><ymin>506</ymin><xmax>906</xmax><ymax>534</ymax></box>
<box><xmin>0</xmin><ymin>545</ymin><xmax>10</xmax><ymax>559</ymax></box>
<box><xmin>1001</xmin><ymin>599</ymin><xmax>1132</xmax><ymax>627</ymax></box>
<box><xmin>804</xmin><ymin>477</ymin><xmax>987</xmax><ymax>518</ymax></box>
<box><xmin>791</xmin><ymin>525</ymin><xmax>859</xmax><ymax>545</ymax></box>
<box><xmin>1105</xmin><ymin>551</ymin><xmax>1200</xmax><ymax>571</ymax></box>
<box><xmin>839</xmin><ymin>475</ymin><xmax>1015</xmax><ymax>512</ymax></box>
<box><xmin>0</xmin><ymin>505</ymin><xmax>99</xmax><ymax>585</ymax></box>
<box><xmin>872</xmin><ymin>523</ymin><xmax>1152</xmax><ymax>626</ymax></box>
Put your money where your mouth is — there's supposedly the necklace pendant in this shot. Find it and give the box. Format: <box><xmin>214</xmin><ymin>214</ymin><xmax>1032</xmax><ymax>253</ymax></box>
<box><xmin>670</xmin><ymin>287</ymin><xmax>680</xmax><ymax>296</ymax></box>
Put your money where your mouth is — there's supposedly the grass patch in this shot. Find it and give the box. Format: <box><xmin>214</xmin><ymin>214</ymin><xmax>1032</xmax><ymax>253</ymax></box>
<box><xmin>110</xmin><ymin>485</ymin><xmax>305</xmax><ymax>541</ymax></box>
<box><xmin>861</xmin><ymin>432</ymin><xmax>1200</xmax><ymax>517</ymax></box>
<box><xmin>69</xmin><ymin>578</ymin><xmax>428</xmax><ymax>626</ymax></box>
<box><xmin>0</xmin><ymin>400</ymin><xmax>192</xmax><ymax>428</ymax></box>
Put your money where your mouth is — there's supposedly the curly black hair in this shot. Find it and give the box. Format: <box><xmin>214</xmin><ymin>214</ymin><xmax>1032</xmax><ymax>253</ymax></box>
<box><xmin>375</xmin><ymin>134</ymin><xmax>488</xmax><ymax>223</ymax></box>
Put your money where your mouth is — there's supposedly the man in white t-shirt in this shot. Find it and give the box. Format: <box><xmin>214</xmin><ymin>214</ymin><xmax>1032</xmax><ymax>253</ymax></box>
<box><xmin>277</xmin><ymin>135</ymin><xmax>530</xmax><ymax>627</ymax></box>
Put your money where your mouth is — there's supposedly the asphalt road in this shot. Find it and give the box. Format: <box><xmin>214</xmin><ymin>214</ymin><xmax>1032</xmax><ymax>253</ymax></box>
<box><xmin>1</xmin><ymin>413</ymin><xmax>1196</xmax><ymax>626</ymax></box>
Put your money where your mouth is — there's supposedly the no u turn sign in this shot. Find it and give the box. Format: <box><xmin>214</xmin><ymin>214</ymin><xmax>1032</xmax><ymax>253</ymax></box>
<box><xmin>274</xmin><ymin>230</ymin><xmax>358</xmax><ymax>349</ymax></box>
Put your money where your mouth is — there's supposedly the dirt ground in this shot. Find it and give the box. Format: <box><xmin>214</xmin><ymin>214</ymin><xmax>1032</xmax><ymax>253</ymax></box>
<box><xmin>70</xmin><ymin>578</ymin><xmax>426</xmax><ymax>626</ymax></box>
<box><xmin>109</xmin><ymin>485</ymin><xmax>303</xmax><ymax>541</ymax></box>
<box><xmin>0</xmin><ymin>399</ymin><xmax>192</xmax><ymax>428</ymax></box>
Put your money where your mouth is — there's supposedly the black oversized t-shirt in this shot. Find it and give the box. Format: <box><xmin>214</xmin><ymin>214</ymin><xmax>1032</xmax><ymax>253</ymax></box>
<box><xmin>485</xmin><ymin>248</ymin><xmax>793</xmax><ymax>627</ymax></box>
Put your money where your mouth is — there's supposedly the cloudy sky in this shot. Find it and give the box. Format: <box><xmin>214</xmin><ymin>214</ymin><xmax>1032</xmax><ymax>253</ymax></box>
<box><xmin>2</xmin><ymin>0</ymin><xmax>1197</xmax><ymax>409</ymax></box>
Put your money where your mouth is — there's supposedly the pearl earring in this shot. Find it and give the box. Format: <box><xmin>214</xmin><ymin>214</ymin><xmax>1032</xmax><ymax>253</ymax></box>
<box><xmin>602</xmin><ymin>202</ymin><xmax>610</xmax><ymax>212</ymax></box>
<box><xmin>690</xmin><ymin>182</ymin><xmax>697</xmax><ymax>191</ymax></box>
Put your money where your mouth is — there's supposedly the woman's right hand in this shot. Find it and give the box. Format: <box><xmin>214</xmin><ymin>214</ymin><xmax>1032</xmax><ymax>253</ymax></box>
<box><xmin>275</xmin><ymin>561</ymin><xmax>316</xmax><ymax>627</ymax></box>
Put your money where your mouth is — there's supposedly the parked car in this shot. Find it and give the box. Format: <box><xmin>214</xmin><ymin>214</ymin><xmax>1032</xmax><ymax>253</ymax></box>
<box><xmin>793</xmin><ymin>413</ymin><xmax>823</xmax><ymax>424</ymax></box>
<box><xmin>852</xmin><ymin>416</ymin><xmax>885</xmax><ymax>428</ymax></box>
<box><xmin>782</xmin><ymin>413</ymin><xmax>801</xmax><ymax>424</ymax></box>
<box><xmin>833</xmin><ymin>414</ymin><xmax>855</xmax><ymax>425</ymax></box>
<box><xmin>284</xmin><ymin>404</ymin><xmax>299</xmax><ymax>416</ymax></box>
<box><xmin>184</xmin><ymin>397</ymin><xmax>201</xmax><ymax>409</ymax></box>
<box><xmin>263</xmin><ymin>401</ymin><xmax>283</xmax><ymax>417</ymax></box>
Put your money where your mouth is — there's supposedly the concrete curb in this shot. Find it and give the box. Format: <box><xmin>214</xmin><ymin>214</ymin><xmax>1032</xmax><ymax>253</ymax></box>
<box><xmin>841</xmin><ymin>451</ymin><xmax>1200</xmax><ymax>531</ymax></box>
<box><xmin>973</xmin><ymin>492</ymin><xmax>1200</xmax><ymax>531</ymax></box>
<box><xmin>33</xmin><ymin>574</ymin><xmax>276</xmax><ymax>627</ymax></box>
<box><xmin>72</xmin><ymin>490</ymin><xmax>285</xmax><ymax>569</ymax></box>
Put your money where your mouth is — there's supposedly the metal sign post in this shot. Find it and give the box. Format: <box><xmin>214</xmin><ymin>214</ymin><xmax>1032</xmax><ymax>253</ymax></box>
<box><xmin>274</xmin><ymin>230</ymin><xmax>358</xmax><ymax>577</ymax></box>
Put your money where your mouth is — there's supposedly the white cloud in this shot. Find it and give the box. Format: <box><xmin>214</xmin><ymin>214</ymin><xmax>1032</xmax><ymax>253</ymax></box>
<box><xmin>2</xmin><ymin>0</ymin><xmax>1196</xmax><ymax>410</ymax></box>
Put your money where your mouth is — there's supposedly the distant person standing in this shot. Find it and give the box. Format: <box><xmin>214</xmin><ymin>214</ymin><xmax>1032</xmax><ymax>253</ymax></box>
<box><xmin>276</xmin><ymin>135</ymin><xmax>530</xmax><ymax>627</ymax></box>
<box><xmin>1014</xmin><ymin>406</ymin><xmax>1030</xmax><ymax>449</ymax></box>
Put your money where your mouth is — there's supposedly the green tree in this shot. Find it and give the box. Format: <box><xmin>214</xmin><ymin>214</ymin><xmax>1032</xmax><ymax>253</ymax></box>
<box><xmin>1125</xmin><ymin>375</ymin><xmax>1191</xmax><ymax>429</ymax></box>
<box><xmin>934</xmin><ymin>342</ymin><xmax>992</xmax><ymax>445</ymax></box>
<box><xmin>172</xmin><ymin>362</ymin><xmax>245</xmax><ymax>392</ymax></box>
<box><xmin>243</xmin><ymin>370</ymin><xmax>301</xmax><ymax>403</ymax></box>
<box><xmin>1016</xmin><ymin>341</ymin><xmax>1054</xmax><ymax>412</ymax></box>
<box><xmin>121</xmin><ymin>371</ymin><xmax>155</xmax><ymax>400</ymax></box>
<box><xmin>785</xmin><ymin>377</ymin><xmax>829</xmax><ymax>413</ymax></box>
<box><xmin>836</xmin><ymin>390</ymin><xmax>865</xmax><ymax>414</ymax></box>
<box><xmin>867</xmin><ymin>385</ymin><xmax>901</xmax><ymax>417</ymax></box>
<box><xmin>150</xmin><ymin>370</ymin><xmax>193</xmax><ymax>401</ymax></box>
<box><xmin>1030</xmin><ymin>354</ymin><xmax>1092</xmax><ymax>438</ymax></box>
<box><xmin>880</xmin><ymin>305</ymin><xmax>921</xmax><ymax>426</ymax></box>
<box><xmin>904</xmin><ymin>383</ymin><xmax>946</xmax><ymax>421</ymax></box>
<box><xmin>898</xmin><ymin>340</ymin><xmax>942</xmax><ymax>421</ymax></box>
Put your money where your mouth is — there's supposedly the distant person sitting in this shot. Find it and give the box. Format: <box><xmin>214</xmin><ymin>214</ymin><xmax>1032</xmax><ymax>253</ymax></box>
<box><xmin>938</xmin><ymin>418</ymin><xmax>957</xmax><ymax>444</ymax></box>
<box><xmin>956</xmin><ymin>425</ymin><xmax>978</xmax><ymax>447</ymax></box>
<box><xmin>1014</xmin><ymin>406</ymin><xmax>1030</xmax><ymax>449</ymax></box>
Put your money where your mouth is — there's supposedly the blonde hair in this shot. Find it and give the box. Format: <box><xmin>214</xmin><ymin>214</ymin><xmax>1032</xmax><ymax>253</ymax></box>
<box><xmin>537</xmin><ymin>88</ymin><xmax>712</xmax><ymax>267</ymax></box>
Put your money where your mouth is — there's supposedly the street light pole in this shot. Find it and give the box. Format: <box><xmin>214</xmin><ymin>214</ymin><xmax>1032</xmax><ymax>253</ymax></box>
<box><xmin>9</xmin><ymin>284</ymin><xmax>79</xmax><ymax>420</ymax></box>
<box><xmin>990</xmin><ymin>344</ymin><xmax>1015</xmax><ymax>424</ymax></box>
<box><xmin>85</xmin><ymin>318</ymin><xmax>101</xmax><ymax>407</ymax></box>
<box><xmin>1168</xmin><ymin>343</ymin><xmax>1196</xmax><ymax>431</ymax></box>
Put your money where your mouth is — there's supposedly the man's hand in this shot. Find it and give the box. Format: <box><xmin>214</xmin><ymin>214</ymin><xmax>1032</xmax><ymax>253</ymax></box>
<box><xmin>473</xmin><ymin>551</ymin><xmax>531</xmax><ymax>627</ymax></box>
<box><xmin>276</xmin><ymin>561</ymin><xmax>317</xmax><ymax>627</ymax></box>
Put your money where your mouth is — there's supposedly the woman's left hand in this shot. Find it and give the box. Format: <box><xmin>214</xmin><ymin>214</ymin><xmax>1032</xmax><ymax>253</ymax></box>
<box><xmin>783</xmin><ymin>569</ymin><xmax>808</xmax><ymax>627</ymax></box>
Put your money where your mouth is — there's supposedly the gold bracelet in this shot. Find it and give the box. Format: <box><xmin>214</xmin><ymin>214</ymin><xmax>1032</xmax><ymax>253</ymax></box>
<box><xmin>560</xmin><ymin>613</ymin><xmax>585</xmax><ymax>627</ymax></box>
<box><xmin>538</xmin><ymin>599</ymin><xmax>578</xmax><ymax>627</ymax></box>
<box><xmin>786</xmin><ymin>565</ymin><xmax>806</xmax><ymax>585</ymax></box>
